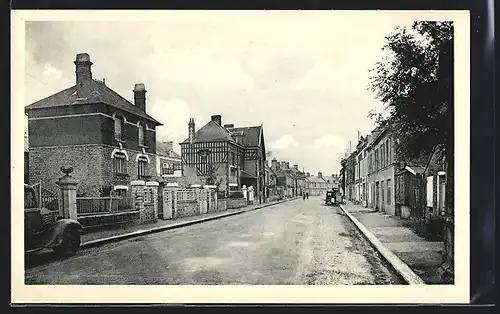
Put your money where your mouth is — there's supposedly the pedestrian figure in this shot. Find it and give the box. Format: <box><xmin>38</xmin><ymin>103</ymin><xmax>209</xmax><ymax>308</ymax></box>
<box><xmin>306</xmin><ymin>192</ymin><xmax>309</xmax><ymax>199</ymax></box>
<box><xmin>302</xmin><ymin>193</ymin><xmax>306</xmax><ymax>201</ymax></box>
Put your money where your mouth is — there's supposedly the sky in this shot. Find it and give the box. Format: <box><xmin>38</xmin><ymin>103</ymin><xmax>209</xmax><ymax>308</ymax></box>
<box><xmin>23</xmin><ymin>11</ymin><xmax>416</xmax><ymax>175</ymax></box>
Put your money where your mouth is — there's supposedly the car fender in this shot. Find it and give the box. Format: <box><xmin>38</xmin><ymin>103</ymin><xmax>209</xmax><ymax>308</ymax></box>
<box><xmin>43</xmin><ymin>219</ymin><xmax>84</xmax><ymax>248</ymax></box>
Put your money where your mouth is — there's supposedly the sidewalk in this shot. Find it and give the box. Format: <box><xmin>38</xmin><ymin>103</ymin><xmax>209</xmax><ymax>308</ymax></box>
<box><xmin>81</xmin><ymin>197</ymin><xmax>300</xmax><ymax>248</ymax></box>
<box><xmin>340</xmin><ymin>200</ymin><xmax>448</xmax><ymax>284</ymax></box>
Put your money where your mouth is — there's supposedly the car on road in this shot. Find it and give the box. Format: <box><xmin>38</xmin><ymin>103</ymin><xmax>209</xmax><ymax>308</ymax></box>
<box><xmin>24</xmin><ymin>184</ymin><xmax>84</xmax><ymax>256</ymax></box>
<box><xmin>325</xmin><ymin>190</ymin><xmax>336</xmax><ymax>205</ymax></box>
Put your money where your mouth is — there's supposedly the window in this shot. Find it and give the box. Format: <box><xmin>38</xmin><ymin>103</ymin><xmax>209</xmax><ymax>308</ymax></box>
<box><xmin>138</xmin><ymin>156</ymin><xmax>148</xmax><ymax>179</ymax></box>
<box><xmin>114</xmin><ymin>116</ymin><xmax>123</xmax><ymax>141</ymax></box>
<box><xmin>387</xmin><ymin>179</ymin><xmax>392</xmax><ymax>205</ymax></box>
<box><xmin>113</xmin><ymin>153</ymin><xmax>127</xmax><ymax>174</ymax></box>
<box><xmin>138</xmin><ymin>123</ymin><xmax>145</xmax><ymax>146</ymax></box>
<box><xmin>161</xmin><ymin>162</ymin><xmax>176</xmax><ymax>175</ymax></box>
<box><xmin>231</xmin><ymin>152</ymin><xmax>235</xmax><ymax>166</ymax></box>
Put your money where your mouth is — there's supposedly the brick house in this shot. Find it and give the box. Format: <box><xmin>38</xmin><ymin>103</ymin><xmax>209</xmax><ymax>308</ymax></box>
<box><xmin>271</xmin><ymin>159</ymin><xmax>294</xmax><ymax>198</ymax></box>
<box><xmin>290</xmin><ymin>164</ymin><xmax>306</xmax><ymax>196</ymax></box>
<box><xmin>25</xmin><ymin>53</ymin><xmax>162</xmax><ymax>196</ymax></box>
<box><xmin>307</xmin><ymin>172</ymin><xmax>327</xmax><ymax>196</ymax></box>
<box><xmin>156</xmin><ymin>140</ymin><xmax>182</xmax><ymax>179</ymax></box>
<box><xmin>366</xmin><ymin>126</ymin><xmax>396</xmax><ymax>215</ymax></box>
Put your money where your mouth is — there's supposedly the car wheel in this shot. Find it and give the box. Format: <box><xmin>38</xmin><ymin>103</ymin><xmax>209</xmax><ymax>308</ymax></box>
<box><xmin>54</xmin><ymin>229</ymin><xmax>81</xmax><ymax>256</ymax></box>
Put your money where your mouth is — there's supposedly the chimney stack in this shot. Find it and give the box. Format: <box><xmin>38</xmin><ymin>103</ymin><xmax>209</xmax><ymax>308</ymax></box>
<box><xmin>286</xmin><ymin>162</ymin><xmax>290</xmax><ymax>169</ymax></box>
<box><xmin>271</xmin><ymin>158</ymin><xmax>278</xmax><ymax>170</ymax></box>
<box><xmin>294</xmin><ymin>164</ymin><xmax>298</xmax><ymax>170</ymax></box>
<box><xmin>133</xmin><ymin>83</ymin><xmax>147</xmax><ymax>112</ymax></box>
<box><xmin>306</xmin><ymin>172</ymin><xmax>310</xmax><ymax>177</ymax></box>
<box><xmin>188</xmin><ymin>118</ymin><xmax>195</xmax><ymax>144</ymax></box>
<box><xmin>211</xmin><ymin>115</ymin><xmax>222</xmax><ymax>126</ymax></box>
<box><xmin>318</xmin><ymin>172</ymin><xmax>323</xmax><ymax>179</ymax></box>
<box><xmin>74</xmin><ymin>53</ymin><xmax>93</xmax><ymax>84</ymax></box>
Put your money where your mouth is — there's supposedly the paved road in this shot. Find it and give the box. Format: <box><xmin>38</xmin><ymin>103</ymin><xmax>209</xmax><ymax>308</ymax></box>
<box><xmin>25</xmin><ymin>197</ymin><xmax>402</xmax><ymax>285</ymax></box>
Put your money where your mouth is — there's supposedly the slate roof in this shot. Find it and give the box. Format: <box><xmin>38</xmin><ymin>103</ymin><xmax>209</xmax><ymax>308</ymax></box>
<box><xmin>181</xmin><ymin>120</ymin><xmax>236</xmax><ymax>144</ymax></box>
<box><xmin>228</xmin><ymin>126</ymin><xmax>262</xmax><ymax>147</ymax></box>
<box><xmin>307</xmin><ymin>175</ymin><xmax>326</xmax><ymax>183</ymax></box>
<box><xmin>24</xmin><ymin>79</ymin><xmax>162</xmax><ymax>125</ymax></box>
<box><xmin>156</xmin><ymin>141</ymin><xmax>181</xmax><ymax>159</ymax></box>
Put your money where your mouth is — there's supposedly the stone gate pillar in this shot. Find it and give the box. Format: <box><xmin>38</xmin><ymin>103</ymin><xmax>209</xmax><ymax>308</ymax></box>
<box><xmin>146</xmin><ymin>181</ymin><xmax>159</xmax><ymax>223</ymax></box>
<box><xmin>55</xmin><ymin>166</ymin><xmax>78</xmax><ymax>220</ymax></box>
<box><xmin>131</xmin><ymin>180</ymin><xmax>146</xmax><ymax>223</ymax></box>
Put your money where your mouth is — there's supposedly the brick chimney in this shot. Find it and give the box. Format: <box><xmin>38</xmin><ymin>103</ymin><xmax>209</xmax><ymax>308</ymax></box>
<box><xmin>318</xmin><ymin>172</ymin><xmax>323</xmax><ymax>179</ymax></box>
<box><xmin>271</xmin><ymin>158</ymin><xmax>278</xmax><ymax>171</ymax></box>
<box><xmin>211</xmin><ymin>115</ymin><xmax>222</xmax><ymax>126</ymax></box>
<box><xmin>74</xmin><ymin>53</ymin><xmax>93</xmax><ymax>84</ymax></box>
<box><xmin>133</xmin><ymin>83</ymin><xmax>147</xmax><ymax>112</ymax></box>
<box><xmin>286</xmin><ymin>162</ymin><xmax>290</xmax><ymax>169</ymax></box>
<box><xmin>306</xmin><ymin>172</ymin><xmax>310</xmax><ymax>177</ymax></box>
<box><xmin>294</xmin><ymin>164</ymin><xmax>298</xmax><ymax>170</ymax></box>
<box><xmin>188</xmin><ymin>118</ymin><xmax>195</xmax><ymax>144</ymax></box>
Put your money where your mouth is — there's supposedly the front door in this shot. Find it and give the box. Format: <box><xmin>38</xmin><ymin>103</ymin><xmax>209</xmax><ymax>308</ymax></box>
<box><xmin>163</xmin><ymin>190</ymin><xmax>173</xmax><ymax>219</ymax></box>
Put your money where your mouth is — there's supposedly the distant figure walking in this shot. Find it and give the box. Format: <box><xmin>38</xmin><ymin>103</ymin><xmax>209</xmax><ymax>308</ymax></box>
<box><xmin>302</xmin><ymin>193</ymin><xmax>306</xmax><ymax>201</ymax></box>
<box><xmin>306</xmin><ymin>192</ymin><xmax>309</xmax><ymax>199</ymax></box>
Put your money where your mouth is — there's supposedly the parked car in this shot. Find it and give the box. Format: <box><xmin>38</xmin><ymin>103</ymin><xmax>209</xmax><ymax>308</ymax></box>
<box><xmin>24</xmin><ymin>184</ymin><xmax>84</xmax><ymax>256</ymax></box>
<box><xmin>325</xmin><ymin>190</ymin><xmax>336</xmax><ymax>205</ymax></box>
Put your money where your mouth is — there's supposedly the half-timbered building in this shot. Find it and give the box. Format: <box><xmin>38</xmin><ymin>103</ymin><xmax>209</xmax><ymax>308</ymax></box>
<box><xmin>226</xmin><ymin>124</ymin><xmax>267</xmax><ymax>204</ymax></box>
<box><xmin>180</xmin><ymin>115</ymin><xmax>245</xmax><ymax>195</ymax></box>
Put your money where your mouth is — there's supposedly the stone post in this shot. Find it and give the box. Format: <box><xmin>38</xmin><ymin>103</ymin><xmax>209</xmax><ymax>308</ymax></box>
<box><xmin>146</xmin><ymin>181</ymin><xmax>159</xmax><ymax>223</ymax></box>
<box><xmin>166</xmin><ymin>182</ymin><xmax>179</xmax><ymax>219</ymax></box>
<box><xmin>55</xmin><ymin>166</ymin><xmax>78</xmax><ymax>220</ymax></box>
<box><xmin>242</xmin><ymin>185</ymin><xmax>248</xmax><ymax>206</ymax></box>
<box><xmin>131</xmin><ymin>180</ymin><xmax>146</xmax><ymax>223</ymax></box>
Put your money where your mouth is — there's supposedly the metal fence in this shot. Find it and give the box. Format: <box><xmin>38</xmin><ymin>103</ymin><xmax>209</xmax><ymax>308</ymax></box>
<box><xmin>76</xmin><ymin>196</ymin><xmax>135</xmax><ymax>216</ymax></box>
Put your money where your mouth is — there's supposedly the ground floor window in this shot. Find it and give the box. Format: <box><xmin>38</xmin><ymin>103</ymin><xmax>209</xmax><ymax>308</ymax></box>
<box><xmin>113</xmin><ymin>152</ymin><xmax>127</xmax><ymax>175</ymax></box>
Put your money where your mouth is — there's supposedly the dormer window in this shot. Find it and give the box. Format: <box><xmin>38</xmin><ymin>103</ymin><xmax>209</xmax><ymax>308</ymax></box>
<box><xmin>138</xmin><ymin>122</ymin><xmax>145</xmax><ymax>146</ymax></box>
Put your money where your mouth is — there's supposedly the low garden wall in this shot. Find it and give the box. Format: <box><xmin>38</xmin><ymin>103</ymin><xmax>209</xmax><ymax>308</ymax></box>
<box><xmin>78</xmin><ymin>211</ymin><xmax>140</xmax><ymax>230</ymax></box>
<box><xmin>227</xmin><ymin>197</ymin><xmax>247</xmax><ymax>209</ymax></box>
<box><xmin>175</xmin><ymin>201</ymin><xmax>199</xmax><ymax>218</ymax></box>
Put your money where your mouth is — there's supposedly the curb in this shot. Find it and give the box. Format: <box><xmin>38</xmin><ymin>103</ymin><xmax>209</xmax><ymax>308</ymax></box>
<box><xmin>81</xmin><ymin>197</ymin><xmax>299</xmax><ymax>249</ymax></box>
<box><xmin>338</xmin><ymin>203</ymin><xmax>426</xmax><ymax>285</ymax></box>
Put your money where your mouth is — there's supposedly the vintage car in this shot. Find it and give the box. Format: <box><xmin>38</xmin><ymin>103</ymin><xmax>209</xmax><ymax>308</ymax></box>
<box><xmin>325</xmin><ymin>190</ymin><xmax>336</xmax><ymax>205</ymax></box>
<box><xmin>25</xmin><ymin>184</ymin><xmax>84</xmax><ymax>256</ymax></box>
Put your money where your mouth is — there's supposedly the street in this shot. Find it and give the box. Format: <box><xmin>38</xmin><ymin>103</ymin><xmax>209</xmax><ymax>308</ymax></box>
<box><xmin>25</xmin><ymin>197</ymin><xmax>402</xmax><ymax>285</ymax></box>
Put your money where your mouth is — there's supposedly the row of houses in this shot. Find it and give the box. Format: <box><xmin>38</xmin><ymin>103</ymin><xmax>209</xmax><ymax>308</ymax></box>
<box><xmin>340</xmin><ymin>125</ymin><xmax>447</xmax><ymax>236</ymax></box>
<box><xmin>24</xmin><ymin>53</ymin><xmax>340</xmax><ymax>213</ymax></box>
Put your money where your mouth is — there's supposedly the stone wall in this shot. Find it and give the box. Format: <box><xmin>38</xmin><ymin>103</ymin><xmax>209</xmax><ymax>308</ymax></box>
<box><xmin>175</xmin><ymin>201</ymin><xmax>199</xmax><ymax>218</ymax></box>
<box><xmin>227</xmin><ymin>198</ymin><xmax>247</xmax><ymax>209</ymax></box>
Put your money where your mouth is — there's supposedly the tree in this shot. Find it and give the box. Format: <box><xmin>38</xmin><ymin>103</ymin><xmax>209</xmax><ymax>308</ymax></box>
<box><xmin>369</xmin><ymin>21</ymin><xmax>454</xmax><ymax>280</ymax></box>
<box><xmin>204</xmin><ymin>163</ymin><xmax>223</xmax><ymax>190</ymax></box>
